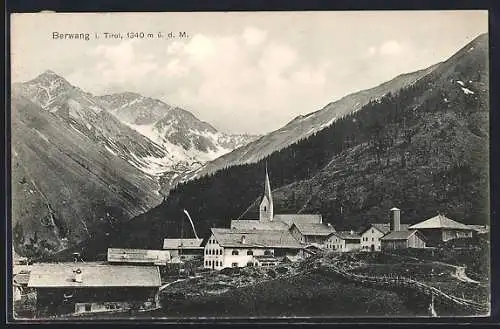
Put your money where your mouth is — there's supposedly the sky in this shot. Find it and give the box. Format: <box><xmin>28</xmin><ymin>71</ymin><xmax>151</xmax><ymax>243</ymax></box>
<box><xmin>11</xmin><ymin>11</ymin><xmax>488</xmax><ymax>134</ymax></box>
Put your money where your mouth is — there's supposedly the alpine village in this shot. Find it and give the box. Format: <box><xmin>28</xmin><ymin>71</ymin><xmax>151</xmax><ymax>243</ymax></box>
<box><xmin>12</xmin><ymin>33</ymin><xmax>490</xmax><ymax>319</ymax></box>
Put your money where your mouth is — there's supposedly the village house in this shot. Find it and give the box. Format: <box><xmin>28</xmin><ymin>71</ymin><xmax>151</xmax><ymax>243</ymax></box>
<box><xmin>27</xmin><ymin>263</ymin><xmax>161</xmax><ymax>316</ymax></box>
<box><xmin>380</xmin><ymin>208</ymin><xmax>426</xmax><ymax>251</ymax></box>
<box><xmin>107</xmin><ymin>248</ymin><xmax>171</xmax><ymax>266</ymax></box>
<box><xmin>359</xmin><ymin>222</ymin><xmax>410</xmax><ymax>252</ymax></box>
<box><xmin>359</xmin><ymin>224</ymin><xmax>390</xmax><ymax>252</ymax></box>
<box><xmin>408</xmin><ymin>214</ymin><xmax>474</xmax><ymax>246</ymax></box>
<box><xmin>162</xmin><ymin>238</ymin><xmax>203</xmax><ymax>262</ymax></box>
<box><xmin>289</xmin><ymin>222</ymin><xmax>336</xmax><ymax>245</ymax></box>
<box><xmin>325</xmin><ymin>231</ymin><xmax>361</xmax><ymax>252</ymax></box>
<box><xmin>202</xmin><ymin>228</ymin><xmax>302</xmax><ymax>269</ymax></box>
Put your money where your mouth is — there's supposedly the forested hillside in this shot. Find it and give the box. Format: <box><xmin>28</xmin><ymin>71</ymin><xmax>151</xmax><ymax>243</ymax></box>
<box><xmin>51</xmin><ymin>33</ymin><xmax>488</xmax><ymax>258</ymax></box>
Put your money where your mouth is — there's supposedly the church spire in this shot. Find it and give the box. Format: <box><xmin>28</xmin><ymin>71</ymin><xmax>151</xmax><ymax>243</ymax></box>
<box><xmin>260</xmin><ymin>163</ymin><xmax>274</xmax><ymax>221</ymax></box>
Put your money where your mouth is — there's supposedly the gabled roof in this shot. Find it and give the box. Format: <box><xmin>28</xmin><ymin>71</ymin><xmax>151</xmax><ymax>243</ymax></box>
<box><xmin>409</xmin><ymin>215</ymin><xmax>472</xmax><ymax>230</ymax></box>
<box><xmin>360</xmin><ymin>223</ymin><xmax>410</xmax><ymax>235</ymax></box>
<box><xmin>273</xmin><ymin>214</ymin><xmax>323</xmax><ymax>226</ymax></box>
<box><xmin>381</xmin><ymin>230</ymin><xmax>423</xmax><ymax>241</ymax></box>
<box><xmin>208</xmin><ymin>228</ymin><xmax>302</xmax><ymax>249</ymax></box>
<box><xmin>230</xmin><ymin>219</ymin><xmax>289</xmax><ymax>231</ymax></box>
<box><xmin>163</xmin><ymin>238</ymin><xmax>203</xmax><ymax>250</ymax></box>
<box><xmin>360</xmin><ymin>223</ymin><xmax>391</xmax><ymax>235</ymax></box>
<box><xmin>107</xmin><ymin>248</ymin><xmax>170</xmax><ymax>264</ymax></box>
<box><xmin>291</xmin><ymin>222</ymin><xmax>336</xmax><ymax>236</ymax></box>
<box><xmin>28</xmin><ymin>263</ymin><xmax>161</xmax><ymax>288</ymax></box>
<box><xmin>330</xmin><ymin>231</ymin><xmax>361</xmax><ymax>241</ymax></box>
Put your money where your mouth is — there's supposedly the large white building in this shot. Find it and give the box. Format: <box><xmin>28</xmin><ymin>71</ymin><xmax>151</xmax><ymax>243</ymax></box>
<box><xmin>202</xmin><ymin>228</ymin><xmax>302</xmax><ymax>269</ymax></box>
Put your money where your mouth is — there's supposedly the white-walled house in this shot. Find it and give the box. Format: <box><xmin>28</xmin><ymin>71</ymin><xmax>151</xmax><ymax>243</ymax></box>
<box><xmin>360</xmin><ymin>224</ymin><xmax>389</xmax><ymax>252</ymax></box>
<box><xmin>202</xmin><ymin>228</ymin><xmax>302</xmax><ymax>269</ymax></box>
<box><xmin>325</xmin><ymin>231</ymin><xmax>361</xmax><ymax>252</ymax></box>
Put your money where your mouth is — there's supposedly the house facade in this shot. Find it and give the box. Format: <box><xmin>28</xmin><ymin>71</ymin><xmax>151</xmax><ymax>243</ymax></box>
<box><xmin>325</xmin><ymin>231</ymin><xmax>361</xmax><ymax>252</ymax></box>
<box><xmin>202</xmin><ymin>228</ymin><xmax>302</xmax><ymax>269</ymax></box>
<box><xmin>359</xmin><ymin>224</ymin><xmax>389</xmax><ymax>252</ymax></box>
<box><xmin>27</xmin><ymin>263</ymin><xmax>161</xmax><ymax>316</ymax></box>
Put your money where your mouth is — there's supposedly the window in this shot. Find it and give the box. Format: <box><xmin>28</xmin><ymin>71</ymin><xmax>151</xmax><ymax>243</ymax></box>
<box><xmin>85</xmin><ymin>304</ymin><xmax>91</xmax><ymax>312</ymax></box>
<box><xmin>247</xmin><ymin>250</ymin><xmax>253</xmax><ymax>255</ymax></box>
<box><xmin>232</xmin><ymin>262</ymin><xmax>238</xmax><ymax>267</ymax></box>
<box><xmin>264</xmin><ymin>206</ymin><xmax>267</xmax><ymax>211</ymax></box>
<box><xmin>372</xmin><ymin>237</ymin><xmax>374</xmax><ymax>242</ymax></box>
<box><xmin>232</xmin><ymin>250</ymin><xmax>239</xmax><ymax>255</ymax></box>
<box><xmin>247</xmin><ymin>261</ymin><xmax>254</xmax><ymax>267</ymax></box>
<box><xmin>264</xmin><ymin>250</ymin><xmax>272</xmax><ymax>256</ymax></box>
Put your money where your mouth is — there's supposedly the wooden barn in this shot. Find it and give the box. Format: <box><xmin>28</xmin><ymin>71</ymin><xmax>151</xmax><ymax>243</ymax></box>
<box><xmin>27</xmin><ymin>263</ymin><xmax>161</xmax><ymax>316</ymax></box>
<box><xmin>408</xmin><ymin>214</ymin><xmax>474</xmax><ymax>246</ymax></box>
<box><xmin>162</xmin><ymin>238</ymin><xmax>203</xmax><ymax>262</ymax></box>
<box><xmin>380</xmin><ymin>230</ymin><xmax>427</xmax><ymax>251</ymax></box>
<box><xmin>289</xmin><ymin>222</ymin><xmax>336</xmax><ymax>245</ymax></box>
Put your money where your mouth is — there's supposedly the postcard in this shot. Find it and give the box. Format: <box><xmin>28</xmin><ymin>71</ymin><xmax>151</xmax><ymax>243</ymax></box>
<box><xmin>9</xmin><ymin>11</ymin><xmax>490</xmax><ymax>321</ymax></box>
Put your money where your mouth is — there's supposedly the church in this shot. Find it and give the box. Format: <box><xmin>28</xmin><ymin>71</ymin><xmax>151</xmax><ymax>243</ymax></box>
<box><xmin>230</xmin><ymin>167</ymin><xmax>326</xmax><ymax>231</ymax></box>
<box><xmin>202</xmin><ymin>168</ymin><xmax>334</xmax><ymax>270</ymax></box>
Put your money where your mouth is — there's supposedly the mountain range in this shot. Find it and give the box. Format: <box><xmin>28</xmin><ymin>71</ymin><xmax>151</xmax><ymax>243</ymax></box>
<box><xmin>43</xmin><ymin>33</ymin><xmax>489</xmax><ymax>259</ymax></box>
<box><xmin>11</xmin><ymin>72</ymin><xmax>255</xmax><ymax>258</ymax></box>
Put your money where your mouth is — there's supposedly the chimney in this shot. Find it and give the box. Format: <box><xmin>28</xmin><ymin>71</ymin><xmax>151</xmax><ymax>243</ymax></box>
<box><xmin>73</xmin><ymin>268</ymin><xmax>83</xmax><ymax>283</ymax></box>
<box><xmin>390</xmin><ymin>207</ymin><xmax>401</xmax><ymax>231</ymax></box>
<box><xmin>241</xmin><ymin>235</ymin><xmax>246</xmax><ymax>244</ymax></box>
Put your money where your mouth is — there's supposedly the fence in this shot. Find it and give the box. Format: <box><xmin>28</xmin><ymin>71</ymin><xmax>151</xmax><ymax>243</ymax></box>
<box><xmin>317</xmin><ymin>263</ymin><xmax>488</xmax><ymax>314</ymax></box>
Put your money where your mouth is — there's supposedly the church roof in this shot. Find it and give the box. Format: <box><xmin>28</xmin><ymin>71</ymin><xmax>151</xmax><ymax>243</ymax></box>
<box><xmin>291</xmin><ymin>222</ymin><xmax>336</xmax><ymax>236</ymax></box>
<box><xmin>230</xmin><ymin>219</ymin><xmax>289</xmax><ymax>230</ymax></box>
<box><xmin>273</xmin><ymin>214</ymin><xmax>323</xmax><ymax>226</ymax></box>
<box><xmin>208</xmin><ymin>228</ymin><xmax>302</xmax><ymax>249</ymax></box>
<box><xmin>409</xmin><ymin>215</ymin><xmax>471</xmax><ymax>230</ymax></box>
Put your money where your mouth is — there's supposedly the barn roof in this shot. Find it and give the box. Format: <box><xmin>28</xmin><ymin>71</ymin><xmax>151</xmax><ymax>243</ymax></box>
<box><xmin>409</xmin><ymin>215</ymin><xmax>471</xmax><ymax>230</ymax></box>
<box><xmin>330</xmin><ymin>231</ymin><xmax>361</xmax><ymax>241</ymax></box>
<box><xmin>381</xmin><ymin>230</ymin><xmax>422</xmax><ymax>241</ymax></box>
<box><xmin>230</xmin><ymin>219</ymin><xmax>289</xmax><ymax>231</ymax></box>
<box><xmin>291</xmin><ymin>222</ymin><xmax>336</xmax><ymax>236</ymax></box>
<box><xmin>163</xmin><ymin>238</ymin><xmax>203</xmax><ymax>250</ymax></box>
<box><xmin>207</xmin><ymin>228</ymin><xmax>301</xmax><ymax>249</ymax></box>
<box><xmin>360</xmin><ymin>223</ymin><xmax>391</xmax><ymax>235</ymax></box>
<box><xmin>28</xmin><ymin>263</ymin><xmax>161</xmax><ymax>288</ymax></box>
<box><xmin>107</xmin><ymin>248</ymin><xmax>170</xmax><ymax>264</ymax></box>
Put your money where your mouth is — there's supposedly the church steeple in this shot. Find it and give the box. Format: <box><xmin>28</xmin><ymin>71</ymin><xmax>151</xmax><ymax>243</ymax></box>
<box><xmin>259</xmin><ymin>164</ymin><xmax>274</xmax><ymax>221</ymax></box>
